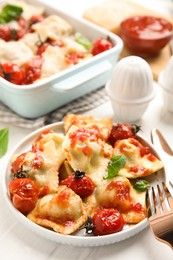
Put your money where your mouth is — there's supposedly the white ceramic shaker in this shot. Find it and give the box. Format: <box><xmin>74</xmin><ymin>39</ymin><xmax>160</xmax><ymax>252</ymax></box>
<box><xmin>105</xmin><ymin>56</ymin><xmax>156</xmax><ymax>122</ymax></box>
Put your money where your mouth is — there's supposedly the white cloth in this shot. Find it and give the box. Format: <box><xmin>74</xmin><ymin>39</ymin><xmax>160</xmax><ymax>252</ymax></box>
<box><xmin>0</xmin><ymin>87</ymin><xmax>109</xmax><ymax>129</ymax></box>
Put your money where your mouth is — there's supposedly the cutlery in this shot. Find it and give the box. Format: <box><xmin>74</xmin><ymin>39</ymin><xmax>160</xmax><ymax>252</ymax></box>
<box><xmin>151</xmin><ymin>128</ymin><xmax>173</xmax><ymax>188</ymax></box>
<box><xmin>147</xmin><ymin>181</ymin><xmax>173</xmax><ymax>249</ymax></box>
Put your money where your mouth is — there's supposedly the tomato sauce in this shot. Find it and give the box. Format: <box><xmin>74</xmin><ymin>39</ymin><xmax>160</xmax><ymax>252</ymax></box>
<box><xmin>32</xmin><ymin>129</ymin><xmax>54</xmax><ymax>152</ymax></box>
<box><xmin>11</xmin><ymin>152</ymin><xmax>27</xmax><ymax>173</ymax></box>
<box><xmin>120</xmin><ymin>15</ymin><xmax>173</xmax><ymax>56</ymax></box>
<box><xmin>69</xmin><ymin>126</ymin><xmax>102</xmax><ymax>157</ymax></box>
<box><xmin>123</xmin><ymin>16</ymin><xmax>172</xmax><ymax>40</ymax></box>
<box><xmin>56</xmin><ymin>189</ymin><xmax>71</xmax><ymax>208</ymax></box>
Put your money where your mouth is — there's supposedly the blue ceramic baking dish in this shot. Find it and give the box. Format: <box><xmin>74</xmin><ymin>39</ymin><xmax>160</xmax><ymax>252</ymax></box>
<box><xmin>0</xmin><ymin>0</ymin><xmax>123</xmax><ymax>118</ymax></box>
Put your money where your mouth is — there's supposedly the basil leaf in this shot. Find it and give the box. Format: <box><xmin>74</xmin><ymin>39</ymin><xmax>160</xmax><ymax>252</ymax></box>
<box><xmin>0</xmin><ymin>4</ymin><xmax>23</xmax><ymax>24</ymax></box>
<box><xmin>0</xmin><ymin>128</ymin><xmax>9</xmax><ymax>158</ymax></box>
<box><xmin>75</xmin><ymin>32</ymin><xmax>92</xmax><ymax>49</ymax></box>
<box><xmin>105</xmin><ymin>155</ymin><xmax>126</xmax><ymax>179</ymax></box>
<box><xmin>133</xmin><ymin>180</ymin><xmax>150</xmax><ymax>192</ymax></box>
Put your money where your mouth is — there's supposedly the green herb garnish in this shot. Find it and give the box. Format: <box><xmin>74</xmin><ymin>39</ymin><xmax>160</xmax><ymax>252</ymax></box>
<box><xmin>75</xmin><ymin>32</ymin><xmax>92</xmax><ymax>49</ymax></box>
<box><xmin>133</xmin><ymin>179</ymin><xmax>150</xmax><ymax>192</ymax></box>
<box><xmin>0</xmin><ymin>128</ymin><xmax>9</xmax><ymax>158</ymax></box>
<box><xmin>0</xmin><ymin>4</ymin><xmax>23</xmax><ymax>24</ymax></box>
<box><xmin>105</xmin><ymin>155</ymin><xmax>126</xmax><ymax>179</ymax></box>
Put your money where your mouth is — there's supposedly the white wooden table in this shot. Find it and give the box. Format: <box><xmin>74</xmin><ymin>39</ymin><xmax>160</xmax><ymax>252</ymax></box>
<box><xmin>0</xmin><ymin>1</ymin><xmax>173</xmax><ymax>259</ymax></box>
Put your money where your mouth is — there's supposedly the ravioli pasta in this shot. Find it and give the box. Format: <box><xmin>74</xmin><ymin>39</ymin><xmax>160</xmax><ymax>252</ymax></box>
<box><xmin>9</xmin><ymin>114</ymin><xmax>164</xmax><ymax>235</ymax></box>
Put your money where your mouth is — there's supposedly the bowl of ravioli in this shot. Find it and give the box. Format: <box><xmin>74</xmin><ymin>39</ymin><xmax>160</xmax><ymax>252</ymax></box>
<box><xmin>0</xmin><ymin>0</ymin><xmax>123</xmax><ymax>119</ymax></box>
<box><xmin>2</xmin><ymin>114</ymin><xmax>165</xmax><ymax>246</ymax></box>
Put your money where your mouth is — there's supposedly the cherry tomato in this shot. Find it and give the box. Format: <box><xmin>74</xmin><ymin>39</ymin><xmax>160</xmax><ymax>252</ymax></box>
<box><xmin>91</xmin><ymin>38</ymin><xmax>113</xmax><ymax>56</ymax></box>
<box><xmin>16</xmin><ymin>16</ymin><xmax>29</xmax><ymax>39</ymax></box>
<box><xmin>61</xmin><ymin>171</ymin><xmax>95</xmax><ymax>198</ymax></box>
<box><xmin>29</xmin><ymin>15</ymin><xmax>45</xmax><ymax>25</ymax></box>
<box><xmin>36</xmin><ymin>39</ymin><xmax>64</xmax><ymax>56</ymax></box>
<box><xmin>0</xmin><ymin>63</ymin><xmax>25</xmax><ymax>85</ymax></box>
<box><xmin>108</xmin><ymin>123</ymin><xmax>141</xmax><ymax>146</ymax></box>
<box><xmin>24</xmin><ymin>56</ymin><xmax>43</xmax><ymax>84</ymax></box>
<box><xmin>36</xmin><ymin>43</ymin><xmax>49</xmax><ymax>55</ymax></box>
<box><xmin>0</xmin><ymin>25</ymin><xmax>11</xmax><ymax>41</ymax></box>
<box><xmin>65</xmin><ymin>53</ymin><xmax>84</xmax><ymax>65</ymax></box>
<box><xmin>9</xmin><ymin>178</ymin><xmax>39</xmax><ymax>214</ymax></box>
<box><xmin>92</xmin><ymin>208</ymin><xmax>125</xmax><ymax>236</ymax></box>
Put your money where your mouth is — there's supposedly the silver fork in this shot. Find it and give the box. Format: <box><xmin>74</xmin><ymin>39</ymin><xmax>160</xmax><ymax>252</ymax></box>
<box><xmin>147</xmin><ymin>181</ymin><xmax>173</xmax><ymax>249</ymax></box>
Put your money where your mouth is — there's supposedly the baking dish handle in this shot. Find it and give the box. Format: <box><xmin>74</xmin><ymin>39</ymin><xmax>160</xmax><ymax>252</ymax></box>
<box><xmin>52</xmin><ymin>60</ymin><xmax>112</xmax><ymax>92</ymax></box>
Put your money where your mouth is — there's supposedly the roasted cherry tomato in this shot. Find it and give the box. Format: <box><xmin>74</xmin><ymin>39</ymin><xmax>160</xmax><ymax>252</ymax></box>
<box><xmin>91</xmin><ymin>38</ymin><xmax>113</xmax><ymax>56</ymax></box>
<box><xmin>24</xmin><ymin>56</ymin><xmax>43</xmax><ymax>84</ymax></box>
<box><xmin>108</xmin><ymin>123</ymin><xmax>141</xmax><ymax>146</ymax></box>
<box><xmin>16</xmin><ymin>16</ymin><xmax>29</xmax><ymax>39</ymax></box>
<box><xmin>92</xmin><ymin>208</ymin><xmax>125</xmax><ymax>236</ymax></box>
<box><xmin>0</xmin><ymin>25</ymin><xmax>11</xmax><ymax>41</ymax></box>
<box><xmin>0</xmin><ymin>62</ymin><xmax>25</xmax><ymax>85</ymax></box>
<box><xmin>9</xmin><ymin>178</ymin><xmax>39</xmax><ymax>214</ymax></box>
<box><xmin>37</xmin><ymin>39</ymin><xmax>64</xmax><ymax>56</ymax></box>
<box><xmin>29</xmin><ymin>15</ymin><xmax>45</xmax><ymax>25</ymax></box>
<box><xmin>61</xmin><ymin>171</ymin><xmax>94</xmax><ymax>198</ymax></box>
<box><xmin>65</xmin><ymin>52</ymin><xmax>84</xmax><ymax>65</ymax></box>
<box><xmin>36</xmin><ymin>42</ymin><xmax>49</xmax><ymax>55</ymax></box>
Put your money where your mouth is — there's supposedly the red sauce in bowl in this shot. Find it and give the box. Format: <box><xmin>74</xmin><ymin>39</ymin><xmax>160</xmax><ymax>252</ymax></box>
<box><xmin>120</xmin><ymin>15</ymin><xmax>173</xmax><ymax>57</ymax></box>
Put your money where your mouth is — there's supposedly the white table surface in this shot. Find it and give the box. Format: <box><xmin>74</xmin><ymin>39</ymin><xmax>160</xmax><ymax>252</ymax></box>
<box><xmin>0</xmin><ymin>0</ymin><xmax>173</xmax><ymax>259</ymax></box>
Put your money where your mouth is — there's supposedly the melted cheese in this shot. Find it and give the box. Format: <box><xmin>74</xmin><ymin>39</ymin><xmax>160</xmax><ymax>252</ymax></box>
<box><xmin>27</xmin><ymin>186</ymin><xmax>90</xmax><ymax>235</ymax></box>
<box><xmin>0</xmin><ymin>39</ymin><xmax>33</xmax><ymax>66</ymax></box>
<box><xmin>32</xmin><ymin>15</ymin><xmax>73</xmax><ymax>42</ymax></box>
<box><xmin>113</xmin><ymin>138</ymin><xmax>163</xmax><ymax>178</ymax></box>
<box><xmin>40</xmin><ymin>46</ymin><xmax>68</xmax><ymax>79</ymax></box>
<box><xmin>62</xmin><ymin>125</ymin><xmax>113</xmax><ymax>185</ymax></box>
<box><xmin>20</xmin><ymin>33</ymin><xmax>40</xmax><ymax>54</ymax></box>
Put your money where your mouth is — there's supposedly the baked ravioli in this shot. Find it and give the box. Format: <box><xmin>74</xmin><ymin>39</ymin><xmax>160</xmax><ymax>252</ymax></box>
<box><xmin>113</xmin><ymin>138</ymin><xmax>163</xmax><ymax>178</ymax></box>
<box><xmin>8</xmin><ymin>114</ymin><xmax>164</xmax><ymax>236</ymax></box>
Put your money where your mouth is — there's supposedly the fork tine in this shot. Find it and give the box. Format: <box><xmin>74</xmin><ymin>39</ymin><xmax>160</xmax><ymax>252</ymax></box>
<box><xmin>147</xmin><ymin>185</ymin><xmax>162</xmax><ymax>216</ymax></box>
<box><xmin>169</xmin><ymin>180</ymin><xmax>173</xmax><ymax>188</ymax></box>
<box><xmin>162</xmin><ymin>182</ymin><xmax>173</xmax><ymax>210</ymax></box>
<box><xmin>157</xmin><ymin>182</ymin><xmax>171</xmax><ymax>212</ymax></box>
<box><xmin>147</xmin><ymin>187</ymin><xmax>155</xmax><ymax>216</ymax></box>
<box><xmin>153</xmin><ymin>185</ymin><xmax>163</xmax><ymax>215</ymax></box>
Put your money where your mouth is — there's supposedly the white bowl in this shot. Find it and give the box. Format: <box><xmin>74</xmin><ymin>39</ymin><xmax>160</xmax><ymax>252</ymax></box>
<box><xmin>2</xmin><ymin>122</ymin><xmax>165</xmax><ymax>246</ymax></box>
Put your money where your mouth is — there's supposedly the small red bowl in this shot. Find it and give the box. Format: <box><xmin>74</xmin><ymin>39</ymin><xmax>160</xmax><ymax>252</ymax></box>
<box><xmin>120</xmin><ymin>15</ymin><xmax>173</xmax><ymax>57</ymax></box>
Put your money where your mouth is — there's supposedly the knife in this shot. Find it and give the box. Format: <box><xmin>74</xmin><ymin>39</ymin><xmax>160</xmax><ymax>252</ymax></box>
<box><xmin>151</xmin><ymin>128</ymin><xmax>173</xmax><ymax>187</ymax></box>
